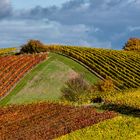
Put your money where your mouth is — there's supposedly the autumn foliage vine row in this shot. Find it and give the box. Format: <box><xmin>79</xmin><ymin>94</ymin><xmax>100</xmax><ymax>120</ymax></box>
<box><xmin>0</xmin><ymin>53</ymin><xmax>47</xmax><ymax>98</ymax></box>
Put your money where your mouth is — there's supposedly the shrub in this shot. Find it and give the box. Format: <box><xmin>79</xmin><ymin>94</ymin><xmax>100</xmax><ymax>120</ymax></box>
<box><xmin>61</xmin><ymin>75</ymin><xmax>89</xmax><ymax>102</ymax></box>
<box><xmin>20</xmin><ymin>40</ymin><xmax>46</xmax><ymax>54</ymax></box>
<box><xmin>61</xmin><ymin>76</ymin><xmax>115</xmax><ymax>104</ymax></box>
<box><xmin>96</xmin><ymin>78</ymin><xmax>115</xmax><ymax>92</ymax></box>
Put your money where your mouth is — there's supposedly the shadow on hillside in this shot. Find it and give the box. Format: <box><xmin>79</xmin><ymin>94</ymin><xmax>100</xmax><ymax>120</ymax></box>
<box><xmin>101</xmin><ymin>103</ymin><xmax>140</xmax><ymax>118</ymax></box>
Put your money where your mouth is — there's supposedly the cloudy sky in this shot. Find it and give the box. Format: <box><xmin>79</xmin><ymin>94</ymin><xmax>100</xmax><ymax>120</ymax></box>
<box><xmin>0</xmin><ymin>0</ymin><xmax>140</xmax><ymax>49</ymax></box>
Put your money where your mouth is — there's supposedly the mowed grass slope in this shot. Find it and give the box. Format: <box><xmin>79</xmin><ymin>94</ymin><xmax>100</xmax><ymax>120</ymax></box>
<box><xmin>0</xmin><ymin>53</ymin><xmax>99</xmax><ymax>106</ymax></box>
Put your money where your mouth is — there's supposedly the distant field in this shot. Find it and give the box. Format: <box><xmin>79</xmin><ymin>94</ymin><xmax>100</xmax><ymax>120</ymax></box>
<box><xmin>0</xmin><ymin>53</ymin><xmax>99</xmax><ymax>106</ymax></box>
<box><xmin>0</xmin><ymin>48</ymin><xmax>16</xmax><ymax>55</ymax></box>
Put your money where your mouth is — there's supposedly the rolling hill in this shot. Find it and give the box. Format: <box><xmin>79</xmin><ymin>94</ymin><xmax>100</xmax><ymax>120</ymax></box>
<box><xmin>45</xmin><ymin>45</ymin><xmax>140</xmax><ymax>89</ymax></box>
<box><xmin>0</xmin><ymin>53</ymin><xmax>99</xmax><ymax>106</ymax></box>
<box><xmin>0</xmin><ymin>44</ymin><xmax>139</xmax><ymax>140</ymax></box>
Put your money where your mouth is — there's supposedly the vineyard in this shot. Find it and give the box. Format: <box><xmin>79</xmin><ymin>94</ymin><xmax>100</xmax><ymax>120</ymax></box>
<box><xmin>0</xmin><ymin>42</ymin><xmax>139</xmax><ymax>139</ymax></box>
<box><xmin>0</xmin><ymin>48</ymin><xmax>16</xmax><ymax>55</ymax></box>
<box><xmin>0</xmin><ymin>102</ymin><xmax>116</xmax><ymax>140</ymax></box>
<box><xmin>45</xmin><ymin>45</ymin><xmax>140</xmax><ymax>89</ymax></box>
<box><xmin>0</xmin><ymin>53</ymin><xmax>47</xmax><ymax>98</ymax></box>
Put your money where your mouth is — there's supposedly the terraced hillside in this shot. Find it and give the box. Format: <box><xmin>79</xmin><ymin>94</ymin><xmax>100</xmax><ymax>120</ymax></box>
<box><xmin>45</xmin><ymin>45</ymin><xmax>140</xmax><ymax>89</ymax></box>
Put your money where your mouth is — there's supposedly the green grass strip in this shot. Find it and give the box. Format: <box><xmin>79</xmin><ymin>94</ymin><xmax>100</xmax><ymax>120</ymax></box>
<box><xmin>0</xmin><ymin>57</ymin><xmax>54</xmax><ymax>106</ymax></box>
<box><xmin>50</xmin><ymin>53</ymin><xmax>99</xmax><ymax>84</ymax></box>
<box><xmin>0</xmin><ymin>53</ymin><xmax>99</xmax><ymax>106</ymax></box>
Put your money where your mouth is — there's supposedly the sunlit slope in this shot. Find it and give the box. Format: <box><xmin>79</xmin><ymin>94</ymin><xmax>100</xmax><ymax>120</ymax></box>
<box><xmin>46</xmin><ymin>45</ymin><xmax>140</xmax><ymax>89</ymax></box>
<box><xmin>56</xmin><ymin>89</ymin><xmax>140</xmax><ymax>140</ymax></box>
<box><xmin>0</xmin><ymin>54</ymin><xmax>47</xmax><ymax>98</ymax></box>
<box><xmin>0</xmin><ymin>53</ymin><xmax>99</xmax><ymax>106</ymax></box>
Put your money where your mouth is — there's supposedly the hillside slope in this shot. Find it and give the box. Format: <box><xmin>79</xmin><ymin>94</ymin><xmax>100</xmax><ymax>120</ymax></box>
<box><xmin>45</xmin><ymin>45</ymin><xmax>140</xmax><ymax>89</ymax></box>
<box><xmin>0</xmin><ymin>53</ymin><xmax>99</xmax><ymax>106</ymax></box>
<box><xmin>0</xmin><ymin>102</ymin><xmax>116</xmax><ymax>140</ymax></box>
<box><xmin>57</xmin><ymin>88</ymin><xmax>140</xmax><ymax>140</ymax></box>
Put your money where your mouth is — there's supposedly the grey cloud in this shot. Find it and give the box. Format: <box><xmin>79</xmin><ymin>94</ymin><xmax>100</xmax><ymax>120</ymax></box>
<box><xmin>1</xmin><ymin>0</ymin><xmax>140</xmax><ymax>49</ymax></box>
<box><xmin>18</xmin><ymin>0</ymin><xmax>140</xmax><ymax>26</ymax></box>
<box><xmin>127</xmin><ymin>26</ymin><xmax>140</xmax><ymax>32</ymax></box>
<box><xmin>0</xmin><ymin>19</ymin><xmax>110</xmax><ymax>48</ymax></box>
<box><xmin>0</xmin><ymin>0</ymin><xmax>12</xmax><ymax>19</ymax></box>
<box><xmin>17</xmin><ymin>0</ymin><xmax>140</xmax><ymax>44</ymax></box>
